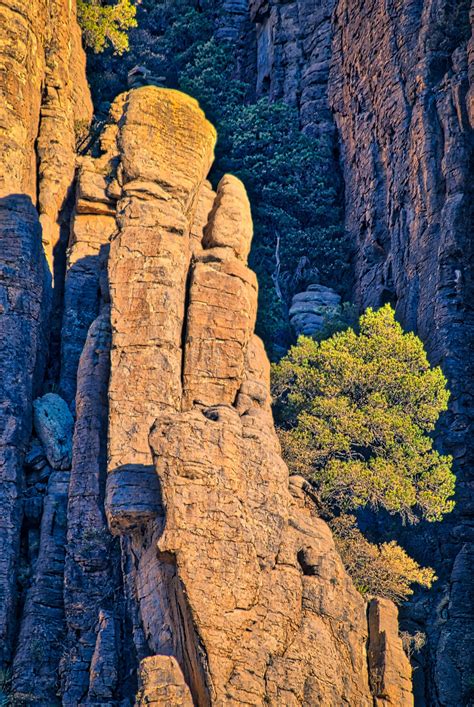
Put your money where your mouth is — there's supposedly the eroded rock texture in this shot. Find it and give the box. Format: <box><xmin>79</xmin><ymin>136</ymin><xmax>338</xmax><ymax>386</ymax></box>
<box><xmin>0</xmin><ymin>2</ymin><xmax>422</xmax><ymax>698</ymax></box>
<box><xmin>226</xmin><ymin>0</ymin><xmax>473</xmax><ymax>701</ymax></box>
<box><xmin>0</xmin><ymin>0</ymin><xmax>91</xmax><ymax>672</ymax></box>
<box><xmin>249</xmin><ymin>0</ymin><xmax>337</xmax><ymax>142</ymax></box>
<box><xmin>289</xmin><ymin>283</ymin><xmax>341</xmax><ymax>337</ymax></box>
<box><xmin>328</xmin><ymin>3</ymin><xmax>474</xmax><ymax>703</ymax></box>
<box><xmin>102</xmin><ymin>86</ymin><xmax>412</xmax><ymax>706</ymax></box>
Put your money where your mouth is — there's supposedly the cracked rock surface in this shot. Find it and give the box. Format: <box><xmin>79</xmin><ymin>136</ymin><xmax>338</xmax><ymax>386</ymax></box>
<box><xmin>0</xmin><ymin>0</ymin><xmax>415</xmax><ymax>694</ymax></box>
<box><xmin>103</xmin><ymin>86</ymin><xmax>413</xmax><ymax>706</ymax></box>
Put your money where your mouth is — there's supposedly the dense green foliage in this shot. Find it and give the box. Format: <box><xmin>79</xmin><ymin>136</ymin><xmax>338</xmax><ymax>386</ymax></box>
<box><xmin>272</xmin><ymin>305</ymin><xmax>455</xmax><ymax>600</ymax></box>
<box><xmin>273</xmin><ymin>305</ymin><xmax>454</xmax><ymax>522</ymax></box>
<box><xmin>85</xmin><ymin>0</ymin><xmax>346</xmax><ymax>356</ymax></box>
<box><xmin>181</xmin><ymin>41</ymin><xmax>345</xmax><ymax>351</ymax></box>
<box><xmin>78</xmin><ymin>0</ymin><xmax>137</xmax><ymax>54</ymax></box>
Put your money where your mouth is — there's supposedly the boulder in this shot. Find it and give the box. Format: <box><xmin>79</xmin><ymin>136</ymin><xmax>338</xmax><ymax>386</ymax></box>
<box><xmin>33</xmin><ymin>393</ymin><xmax>74</xmax><ymax>470</ymax></box>
<box><xmin>289</xmin><ymin>284</ymin><xmax>341</xmax><ymax>337</ymax></box>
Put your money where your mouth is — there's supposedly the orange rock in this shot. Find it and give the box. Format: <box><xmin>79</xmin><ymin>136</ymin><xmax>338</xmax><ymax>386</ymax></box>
<box><xmin>100</xmin><ymin>86</ymin><xmax>413</xmax><ymax>706</ymax></box>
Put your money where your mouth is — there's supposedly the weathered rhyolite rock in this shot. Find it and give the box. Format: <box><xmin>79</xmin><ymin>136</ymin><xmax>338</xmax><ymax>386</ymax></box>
<box><xmin>230</xmin><ymin>1</ymin><xmax>473</xmax><ymax>700</ymax></box>
<box><xmin>0</xmin><ymin>1</ymin><xmax>416</xmax><ymax>691</ymax></box>
<box><xmin>328</xmin><ymin>3</ymin><xmax>473</xmax><ymax>703</ymax></box>
<box><xmin>368</xmin><ymin>598</ymin><xmax>413</xmax><ymax>707</ymax></box>
<box><xmin>289</xmin><ymin>283</ymin><xmax>341</xmax><ymax>337</ymax></box>
<box><xmin>100</xmin><ymin>86</ymin><xmax>413</xmax><ymax>706</ymax></box>
<box><xmin>0</xmin><ymin>0</ymin><xmax>92</xmax><ymax>266</ymax></box>
<box><xmin>61</xmin><ymin>306</ymin><xmax>129</xmax><ymax>704</ymax></box>
<box><xmin>0</xmin><ymin>196</ymin><xmax>49</xmax><ymax>668</ymax></box>
<box><xmin>0</xmin><ymin>0</ymin><xmax>91</xmax><ymax>671</ymax></box>
<box><xmin>33</xmin><ymin>393</ymin><xmax>74</xmax><ymax>470</ymax></box>
<box><xmin>12</xmin><ymin>471</ymin><xmax>70</xmax><ymax>703</ymax></box>
<box><xmin>248</xmin><ymin>0</ymin><xmax>338</xmax><ymax>142</ymax></box>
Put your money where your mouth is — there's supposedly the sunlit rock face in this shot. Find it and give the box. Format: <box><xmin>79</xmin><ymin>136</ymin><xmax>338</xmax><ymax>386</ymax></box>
<box><xmin>0</xmin><ymin>0</ymin><xmax>416</xmax><ymax>696</ymax></box>
<box><xmin>102</xmin><ymin>86</ymin><xmax>412</xmax><ymax>706</ymax></box>
<box><xmin>0</xmin><ymin>0</ymin><xmax>91</xmax><ymax>680</ymax></box>
<box><xmin>0</xmin><ymin>0</ymin><xmax>92</xmax><ymax>265</ymax></box>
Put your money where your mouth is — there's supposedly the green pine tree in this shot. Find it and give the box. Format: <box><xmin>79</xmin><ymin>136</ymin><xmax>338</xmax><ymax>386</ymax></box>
<box><xmin>78</xmin><ymin>0</ymin><xmax>137</xmax><ymax>54</ymax></box>
<box><xmin>272</xmin><ymin>305</ymin><xmax>455</xmax><ymax>600</ymax></box>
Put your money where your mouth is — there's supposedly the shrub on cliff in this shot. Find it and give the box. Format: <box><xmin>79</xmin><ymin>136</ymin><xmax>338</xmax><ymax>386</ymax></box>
<box><xmin>78</xmin><ymin>0</ymin><xmax>137</xmax><ymax>54</ymax></box>
<box><xmin>330</xmin><ymin>515</ymin><xmax>435</xmax><ymax>602</ymax></box>
<box><xmin>272</xmin><ymin>304</ymin><xmax>455</xmax><ymax>600</ymax></box>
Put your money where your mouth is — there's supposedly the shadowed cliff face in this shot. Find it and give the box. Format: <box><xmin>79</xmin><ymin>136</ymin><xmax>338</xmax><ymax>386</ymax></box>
<box><xmin>0</xmin><ymin>0</ymin><xmax>91</xmax><ymax>680</ymax></box>
<box><xmin>248</xmin><ymin>0</ymin><xmax>337</xmax><ymax>142</ymax></box>
<box><xmin>328</xmin><ymin>3</ymin><xmax>473</xmax><ymax>704</ymax></box>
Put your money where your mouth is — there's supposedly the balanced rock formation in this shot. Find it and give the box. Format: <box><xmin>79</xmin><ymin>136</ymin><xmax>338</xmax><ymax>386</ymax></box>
<box><xmin>289</xmin><ymin>284</ymin><xmax>341</xmax><ymax>337</ymax></box>
<box><xmin>33</xmin><ymin>393</ymin><xmax>74</xmax><ymax>470</ymax></box>
<box><xmin>100</xmin><ymin>86</ymin><xmax>413</xmax><ymax>705</ymax></box>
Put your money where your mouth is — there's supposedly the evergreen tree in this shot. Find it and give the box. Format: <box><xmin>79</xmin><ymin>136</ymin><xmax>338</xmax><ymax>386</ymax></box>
<box><xmin>272</xmin><ymin>305</ymin><xmax>455</xmax><ymax>600</ymax></box>
<box><xmin>78</xmin><ymin>0</ymin><xmax>137</xmax><ymax>54</ymax></box>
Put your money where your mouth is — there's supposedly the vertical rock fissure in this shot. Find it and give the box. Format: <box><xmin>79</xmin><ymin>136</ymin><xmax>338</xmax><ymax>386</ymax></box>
<box><xmin>171</xmin><ymin>569</ymin><xmax>214</xmax><ymax>706</ymax></box>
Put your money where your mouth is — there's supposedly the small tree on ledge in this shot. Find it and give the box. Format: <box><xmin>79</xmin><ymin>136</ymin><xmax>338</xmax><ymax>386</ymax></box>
<box><xmin>272</xmin><ymin>304</ymin><xmax>455</xmax><ymax>601</ymax></box>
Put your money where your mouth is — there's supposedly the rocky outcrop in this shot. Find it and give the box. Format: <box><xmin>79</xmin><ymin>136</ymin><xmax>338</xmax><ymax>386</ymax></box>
<box><xmin>100</xmin><ymin>86</ymin><xmax>412</xmax><ymax>705</ymax></box>
<box><xmin>0</xmin><ymin>196</ymin><xmax>49</xmax><ymax>668</ymax></box>
<box><xmin>60</xmin><ymin>307</ymin><xmax>128</xmax><ymax>705</ymax></box>
<box><xmin>228</xmin><ymin>0</ymin><xmax>473</xmax><ymax>701</ymax></box>
<box><xmin>368</xmin><ymin>599</ymin><xmax>413</xmax><ymax>707</ymax></box>
<box><xmin>0</xmin><ymin>0</ymin><xmax>91</xmax><ymax>672</ymax></box>
<box><xmin>33</xmin><ymin>393</ymin><xmax>74</xmax><ymax>470</ymax></box>
<box><xmin>0</xmin><ymin>0</ymin><xmax>92</xmax><ymax>264</ymax></box>
<box><xmin>289</xmin><ymin>284</ymin><xmax>341</xmax><ymax>337</ymax></box>
<box><xmin>12</xmin><ymin>470</ymin><xmax>69</xmax><ymax>703</ymax></box>
<box><xmin>0</xmin><ymin>3</ymin><xmax>416</xmax><ymax>698</ymax></box>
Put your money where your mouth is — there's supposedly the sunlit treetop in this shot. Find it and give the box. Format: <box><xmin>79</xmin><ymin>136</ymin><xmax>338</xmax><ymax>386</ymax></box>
<box><xmin>77</xmin><ymin>0</ymin><xmax>137</xmax><ymax>54</ymax></box>
<box><xmin>272</xmin><ymin>304</ymin><xmax>455</xmax><ymax>524</ymax></box>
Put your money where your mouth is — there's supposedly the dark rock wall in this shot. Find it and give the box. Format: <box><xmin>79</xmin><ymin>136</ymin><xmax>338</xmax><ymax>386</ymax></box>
<box><xmin>0</xmin><ymin>195</ymin><xmax>49</xmax><ymax>669</ymax></box>
<box><xmin>328</xmin><ymin>2</ymin><xmax>473</xmax><ymax>704</ymax></box>
<box><xmin>248</xmin><ymin>0</ymin><xmax>337</xmax><ymax>141</ymax></box>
